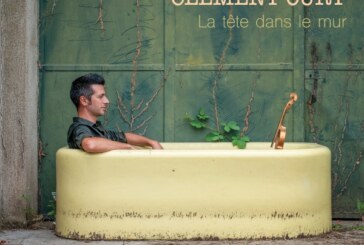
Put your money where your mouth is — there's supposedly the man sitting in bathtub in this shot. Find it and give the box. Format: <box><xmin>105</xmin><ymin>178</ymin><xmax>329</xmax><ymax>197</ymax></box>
<box><xmin>67</xmin><ymin>73</ymin><xmax>163</xmax><ymax>153</ymax></box>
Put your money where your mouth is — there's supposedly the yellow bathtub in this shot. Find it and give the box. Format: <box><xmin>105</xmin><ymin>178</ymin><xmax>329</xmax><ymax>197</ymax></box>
<box><xmin>56</xmin><ymin>142</ymin><xmax>331</xmax><ymax>240</ymax></box>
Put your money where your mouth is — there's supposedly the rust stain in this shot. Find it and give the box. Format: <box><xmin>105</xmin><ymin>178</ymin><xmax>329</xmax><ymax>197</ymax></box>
<box><xmin>64</xmin><ymin>210</ymin><xmax>310</xmax><ymax>221</ymax></box>
<box><xmin>270</xmin><ymin>211</ymin><xmax>302</xmax><ymax>219</ymax></box>
<box><xmin>307</xmin><ymin>41</ymin><xmax>320</xmax><ymax>143</ymax></box>
<box><xmin>58</xmin><ymin>229</ymin><xmax>330</xmax><ymax>241</ymax></box>
<box><xmin>57</xmin><ymin>209</ymin><xmax>328</xmax><ymax>240</ymax></box>
<box><xmin>333</xmin><ymin>43</ymin><xmax>363</xmax><ymax>198</ymax></box>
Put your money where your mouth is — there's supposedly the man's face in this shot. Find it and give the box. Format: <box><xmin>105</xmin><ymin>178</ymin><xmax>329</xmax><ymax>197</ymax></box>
<box><xmin>85</xmin><ymin>84</ymin><xmax>109</xmax><ymax>117</ymax></box>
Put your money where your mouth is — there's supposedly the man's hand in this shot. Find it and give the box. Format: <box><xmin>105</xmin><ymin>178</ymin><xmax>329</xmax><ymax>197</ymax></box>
<box><xmin>149</xmin><ymin>140</ymin><xmax>163</xmax><ymax>149</ymax></box>
<box><xmin>125</xmin><ymin>133</ymin><xmax>163</xmax><ymax>150</ymax></box>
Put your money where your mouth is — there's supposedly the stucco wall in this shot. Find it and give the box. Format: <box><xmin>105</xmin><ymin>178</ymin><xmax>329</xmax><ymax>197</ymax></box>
<box><xmin>0</xmin><ymin>0</ymin><xmax>38</xmax><ymax>226</ymax></box>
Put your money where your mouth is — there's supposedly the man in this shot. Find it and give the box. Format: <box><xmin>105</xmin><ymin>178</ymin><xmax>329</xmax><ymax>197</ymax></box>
<box><xmin>67</xmin><ymin>73</ymin><xmax>163</xmax><ymax>152</ymax></box>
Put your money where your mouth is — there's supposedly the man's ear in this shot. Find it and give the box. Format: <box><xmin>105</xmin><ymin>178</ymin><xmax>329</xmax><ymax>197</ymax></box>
<box><xmin>79</xmin><ymin>95</ymin><xmax>89</xmax><ymax>106</ymax></box>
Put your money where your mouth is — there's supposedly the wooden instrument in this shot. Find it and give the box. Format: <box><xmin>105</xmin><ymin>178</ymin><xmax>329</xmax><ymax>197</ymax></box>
<box><xmin>271</xmin><ymin>92</ymin><xmax>298</xmax><ymax>149</ymax></box>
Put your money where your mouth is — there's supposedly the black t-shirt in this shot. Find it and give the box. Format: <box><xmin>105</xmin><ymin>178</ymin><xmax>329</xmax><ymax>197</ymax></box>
<box><xmin>67</xmin><ymin>117</ymin><xmax>127</xmax><ymax>150</ymax></box>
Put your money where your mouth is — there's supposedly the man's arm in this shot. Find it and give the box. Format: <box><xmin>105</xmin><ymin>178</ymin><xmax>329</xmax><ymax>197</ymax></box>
<box><xmin>125</xmin><ymin>132</ymin><xmax>163</xmax><ymax>149</ymax></box>
<box><xmin>81</xmin><ymin>133</ymin><xmax>163</xmax><ymax>153</ymax></box>
<box><xmin>81</xmin><ymin>137</ymin><xmax>136</xmax><ymax>153</ymax></box>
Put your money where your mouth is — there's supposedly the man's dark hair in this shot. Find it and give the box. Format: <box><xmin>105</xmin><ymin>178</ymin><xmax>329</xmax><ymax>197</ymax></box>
<box><xmin>70</xmin><ymin>73</ymin><xmax>105</xmax><ymax>108</ymax></box>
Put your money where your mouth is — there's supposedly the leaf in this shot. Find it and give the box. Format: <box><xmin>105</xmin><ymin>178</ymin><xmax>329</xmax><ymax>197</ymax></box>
<box><xmin>241</xmin><ymin>136</ymin><xmax>250</xmax><ymax>142</ymax></box>
<box><xmin>206</xmin><ymin>132</ymin><xmax>224</xmax><ymax>142</ymax></box>
<box><xmin>185</xmin><ymin>112</ymin><xmax>193</xmax><ymax>121</ymax></box>
<box><xmin>236</xmin><ymin>140</ymin><xmax>247</xmax><ymax>149</ymax></box>
<box><xmin>190</xmin><ymin>120</ymin><xmax>205</xmax><ymax>129</ymax></box>
<box><xmin>227</xmin><ymin>121</ymin><xmax>240</xmax><ymax>131</ymax></box>
<box><xmin>222</xmin><ymin>121</ymin><xmax>240</xmax><ymax>133</ymax></box>
<box><xmin>232</xmin><ymin>139</ymin><xmax>246</xmax><ymax>149</ymax></box>
<box><xmin>357</xmin><ymin>199</ymin><xmax>364</xmax><ymax>214</ymax></box>
<box><xmin>197</xmin><ymin>108</ymin><xmax>209</xmax><ymax>121</ymax></box>
<box><xmin>223</xmin><ymin>123</ymin><xmax>230</xmax><ymax>133</ymax></box>
<box><xmin>232</xmin><ymin>136</ymin><xmax>250</xmax><ymax>149</ymax></box>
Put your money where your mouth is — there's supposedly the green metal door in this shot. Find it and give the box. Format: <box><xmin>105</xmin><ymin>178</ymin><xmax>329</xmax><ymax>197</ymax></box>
<box><xmin>39</xmin><ymin>0</ymin><xmax>364</xmax><ymax>218</ymax></box>
<box><xmin>304</xmin><ymin>3</ymin><xmax>364</xmax><ymax>217</ymax></box>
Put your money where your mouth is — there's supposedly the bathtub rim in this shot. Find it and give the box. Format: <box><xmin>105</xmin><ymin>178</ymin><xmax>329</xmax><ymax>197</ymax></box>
<box><xmin>56</xmin><ymin>142</ymin><xmax>331</xmax><ymax>158</ymax></box>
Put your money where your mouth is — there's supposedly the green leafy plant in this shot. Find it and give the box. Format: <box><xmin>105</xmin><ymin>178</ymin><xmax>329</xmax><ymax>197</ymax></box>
<box><xmin>47</xmin><ymin>192</ymin><xmax>56</xmax><ymax>220</ymax></box>
<box><xmin>357</xmin><ymin>199</ymin><xmax>364</xmax><ymax>215</ymax></box>
<box><xmin>357</xmin><ymin>199</ymin><xmax>364</xmax><ymax>222</ymax></box>
<box><xmin>47</xmin><ymin>200</ymin><xmax>56</xmax><ymax>218</ymax></box>
<box><xmin>333</xmin><ymin>223</ymin><xmax>364</xmax><ymax>231</ymax></box>
<box><xmin>185</xmin><ymin>108</ymin><xmax>250</xmax><ymax>149</ymax></box>
<box><xmin>353</xmin><ymin>226</ymin><xmax>364</xmax><ymax>231</ymax></box>
<box><xmin>22</xmin><ymin>194</ymin><xmax>37</xmax><ymax>226</ymax></box>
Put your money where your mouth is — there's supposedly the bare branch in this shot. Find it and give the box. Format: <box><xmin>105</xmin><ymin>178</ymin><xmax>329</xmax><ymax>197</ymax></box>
<box><xmin>97</xmin><ymin>0</ymin><xmax>105</xmax><ymax>32</ymax></box>
<box><xmin>132</xmin><ymin>115</ymin><xmax>153</xmax><ymax>132</ymax></box>
<box><xmin>241</xmin><ymin>73</ymin><xmax>258</xmax><ymax>136</ymax></box>
<box><xmin>133</xmin><ymin>98</ymin><xmax>145</xmax><ymax>112</ymax></box>
<box><xmin>130</xmin><ymin>0</ymin><xmax>142</xmax><ymax>108</ymax></box>
<box><xmin>211</xmin><ymin>6</ymin><xmax>233</xmax><ymax>131</ymax></box>
<box><xmin>116</xmin><ymin>91</ymin><xmax>131</xmax><ymax>127</ymax></box>
<box><xmin>51</xmin><ymin>0</ymin><xmax>57</xmax><ymax>14</ymax></box>
<box><xmin>135</xmin><ymin>83</ymin><xmax>163</xmax><ymax>119</ymax></box>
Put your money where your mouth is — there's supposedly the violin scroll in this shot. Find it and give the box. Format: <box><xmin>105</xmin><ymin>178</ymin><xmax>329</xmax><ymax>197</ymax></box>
<box><xmin>290</xmin><ymin>92</ymin><xmax>298</xmax><ymax>103</ymax></box>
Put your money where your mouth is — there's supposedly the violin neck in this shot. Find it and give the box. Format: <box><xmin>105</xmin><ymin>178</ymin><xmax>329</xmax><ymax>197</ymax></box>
<box><xmin>278</xmin><ymin>106</ymin><xmax>289</xmax><ymax>126</ymax></box>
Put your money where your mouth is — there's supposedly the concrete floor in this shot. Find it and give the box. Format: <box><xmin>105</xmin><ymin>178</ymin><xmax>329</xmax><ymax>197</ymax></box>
<box><xmin>1</xmin><ymin>220</ymin><xmax>363</xmax><ymax>245</ymax></box>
